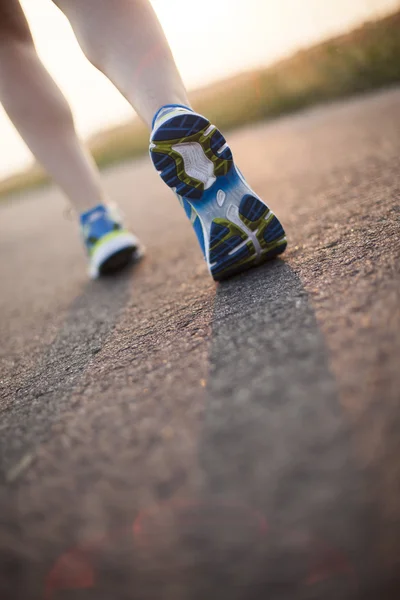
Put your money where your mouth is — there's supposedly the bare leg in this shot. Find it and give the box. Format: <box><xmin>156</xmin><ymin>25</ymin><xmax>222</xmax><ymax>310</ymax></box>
<box><xmin>53</xmin><ymin>0</ymin><xmax>287</xmax><ymax>281</ymax></box>
<box><xmin>53</xmin><ymin>0</ymin><xmax>190</xmax><ymax>129</ymax></box>
<box><xmin>0</xmin><ymin>0</ymin><xmax>105</xmax><ymax>212</ymax></box>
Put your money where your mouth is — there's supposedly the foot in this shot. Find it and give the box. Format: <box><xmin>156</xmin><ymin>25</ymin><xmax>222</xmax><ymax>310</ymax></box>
<box><xmin>80</xmin><ymin>204</ymin><xmax>142</xmax><ymax>278</ymax></box>
<box><xmin>149</xmin><ymin>105</ymin><xmax>287</xmax><ymax>281</ymax></box>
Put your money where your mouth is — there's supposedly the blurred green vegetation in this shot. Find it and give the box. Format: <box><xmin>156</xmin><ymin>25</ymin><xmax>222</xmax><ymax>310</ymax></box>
<box><xmin>1</xmin><ymin>9</ymin><xmax>399</xmax><ymax>199</ymax></box>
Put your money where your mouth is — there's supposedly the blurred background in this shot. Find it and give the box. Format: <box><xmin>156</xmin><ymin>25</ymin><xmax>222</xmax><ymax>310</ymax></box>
<box><xmin>1</xmin><ymin>0</ymin><xmax>399</xmax><ymax>192</ymax></box>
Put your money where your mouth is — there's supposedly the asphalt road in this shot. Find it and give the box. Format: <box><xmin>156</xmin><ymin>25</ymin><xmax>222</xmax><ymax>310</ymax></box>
<box><xmin>0</xmin><ymin>88</ymin><xmax>399</xmax><ymax>600</ymax></box>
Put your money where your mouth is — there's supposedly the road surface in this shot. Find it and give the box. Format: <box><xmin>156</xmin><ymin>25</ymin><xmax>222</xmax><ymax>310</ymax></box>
<box><xmin>0</xmin><ymin>88</ymin><xmax>400</xmax><ymax>600</ymax></box>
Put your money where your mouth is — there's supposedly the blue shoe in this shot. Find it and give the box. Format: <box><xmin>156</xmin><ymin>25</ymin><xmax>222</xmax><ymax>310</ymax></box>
<box><xmin>150</xmin><ymin>105</ymin><xmax>287</xmax><ymax>281</ymax></box>
<box><xmin>80</xmin><ymin>204</ymin><xmax>142</xmax><ymax>278</ymax></box>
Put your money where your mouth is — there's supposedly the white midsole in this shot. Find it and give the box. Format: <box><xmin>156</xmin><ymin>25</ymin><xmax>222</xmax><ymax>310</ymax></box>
<box><xmin>89</xmin><ymin>232</ymin><xmax>140</xmax><ymax>279</ymax></box>
<box><xmin>194</xmin><ymin>166</ymin><xmax>270</xmax><ymax>270</ymax></box>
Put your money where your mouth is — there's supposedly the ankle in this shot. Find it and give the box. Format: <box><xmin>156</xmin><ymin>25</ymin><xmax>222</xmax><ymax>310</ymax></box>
<box><xmin>151</xmin><ymin>103</ymin><xmax>193</xmax><ymax>130</ymax></box>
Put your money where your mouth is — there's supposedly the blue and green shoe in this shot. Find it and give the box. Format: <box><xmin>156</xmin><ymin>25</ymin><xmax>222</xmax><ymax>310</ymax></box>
<box><xmin>150</xmin><ymin>105</ymin><xmax>287</xmax><ymax>281</ymax></box>
<box><xmin>80</xmin><ymin>204</ymin><xmax>142</xmax><ymax>278</ymax></box>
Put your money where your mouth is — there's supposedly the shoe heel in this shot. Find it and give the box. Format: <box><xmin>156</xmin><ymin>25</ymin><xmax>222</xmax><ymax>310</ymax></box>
<box><xmin>210</xmin><ymin>195</ymin><xmax>287</xmax><ymax>281</ymax></box>
<box><xmin>150</xmin><ymin>114</ymin><xmax>233</xmax><ymax>200</ymax></box>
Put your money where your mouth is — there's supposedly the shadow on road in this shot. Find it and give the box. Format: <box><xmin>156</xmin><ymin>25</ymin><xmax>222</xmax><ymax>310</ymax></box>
<box><xmin>0</xmin><ymin>260</ymin><xmax>385</xmax><ymax>600</ymax></box>
<box><xmin>0</xmin><ymin>265</ymin><xmax>137</xmax><ymax>481</ymax></box>
<box><xmin>194</xmin><ymin>259</ymin><xmax>376</xmax><ymax>599</ymax></box>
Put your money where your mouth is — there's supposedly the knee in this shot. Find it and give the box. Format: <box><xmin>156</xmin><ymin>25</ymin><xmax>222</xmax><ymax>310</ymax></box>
<box><xmin>0</xmin><ymin>31</ymin><xmax>37</xmax><ymax>81</ymax></box>
<box><xmin>0</xmin><ymin>3</ymin><xmax>38</xmax><ymax>78</ymax></box>
<box><xmin>0</xmin><ymin>26</ymin><xmax>35</xmax><ymax>70</ymax></box>
<box><xmin>0</xmin><ymin>1</ymin><xmax>34</xmax><ymax>48</ymax></box>
<box><xmin>50</xmin><ymin>0</ymin><xmax>105</xmax><ymax>72</ymax></box>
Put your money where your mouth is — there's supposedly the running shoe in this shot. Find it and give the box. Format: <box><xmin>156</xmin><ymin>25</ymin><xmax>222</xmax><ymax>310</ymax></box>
<box><xmin>80</xmin><ymin>203</ymin><xmax>142</xmax><ymax>278</ymax></box>
<box><xmin>150</xmin><ymin>104</ymin><xmax>287</xmax><ymax>281</ymax></box>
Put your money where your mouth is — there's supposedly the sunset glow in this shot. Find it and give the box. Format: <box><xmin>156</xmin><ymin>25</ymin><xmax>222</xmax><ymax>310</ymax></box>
<box><xmin>0</xmin><ymin>0</ymin><xmax>398</xmax><ymax>178</ymax></box>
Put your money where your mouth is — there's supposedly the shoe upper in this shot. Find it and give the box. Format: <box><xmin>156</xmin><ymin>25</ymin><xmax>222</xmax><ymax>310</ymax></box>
<box><xmin>80</xmin><ymin>204</ymin><xmax>123</xmax><ymax>256</ymax></box>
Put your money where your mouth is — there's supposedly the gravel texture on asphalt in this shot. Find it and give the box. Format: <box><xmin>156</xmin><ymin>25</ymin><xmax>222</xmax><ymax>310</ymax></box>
<box><xmin>0</xmin><ymin>88</ymin><xmax>399</xmax><ymax>600</ymax></box>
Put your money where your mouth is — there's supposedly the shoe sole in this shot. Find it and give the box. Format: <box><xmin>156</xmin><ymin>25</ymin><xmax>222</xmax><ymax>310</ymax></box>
<box><xmin>150</xmin><ymin>113</ymin><xmax>287</xmax><ymax>281</ymax></box>
<box><xmin>89</xmin><ymin>231</ymin><xmax>142</xmax><ymax>279</ymax></box>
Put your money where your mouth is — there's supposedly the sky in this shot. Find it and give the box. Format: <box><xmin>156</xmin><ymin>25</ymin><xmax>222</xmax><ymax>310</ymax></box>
<box><xmin>1</xmin><ymin>0</ymin><xmax>399</xmax><ymax>179</ymax></box>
